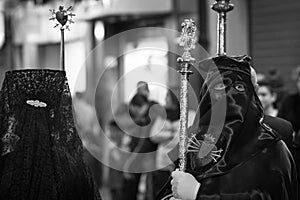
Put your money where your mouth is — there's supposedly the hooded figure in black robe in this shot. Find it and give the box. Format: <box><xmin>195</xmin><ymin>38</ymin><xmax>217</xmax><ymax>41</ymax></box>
<box><xmin>158</xmin><ymin>56</ymin><xmax>298</xmax><ymax>200</ymax></box>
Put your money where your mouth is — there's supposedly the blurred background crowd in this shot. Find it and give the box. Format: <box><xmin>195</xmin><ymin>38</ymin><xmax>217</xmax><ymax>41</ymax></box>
<box><xmin>0</xmin><ymin>0</ymin><xmax>300</xmax><ymax>199</ymax></box>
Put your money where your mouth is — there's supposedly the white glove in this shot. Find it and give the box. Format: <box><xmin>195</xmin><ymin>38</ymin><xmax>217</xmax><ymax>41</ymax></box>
<box><xmin>171</xmin><ymin>169</ymin><xmax>201</xmax><ymax>200</ymax></box>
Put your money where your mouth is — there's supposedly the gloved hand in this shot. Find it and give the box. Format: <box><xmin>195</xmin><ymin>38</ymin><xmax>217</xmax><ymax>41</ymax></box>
<box><xmin>171</xmin><ymin>169</ymin><xmax>201</xmax><ymax>200</ymax></box>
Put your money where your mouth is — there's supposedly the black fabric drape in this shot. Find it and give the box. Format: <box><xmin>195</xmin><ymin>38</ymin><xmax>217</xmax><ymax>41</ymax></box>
<box><xmin>0</xmin><ymin>69</ymin><xmax>101</xmax><ymax>200</ymax></box>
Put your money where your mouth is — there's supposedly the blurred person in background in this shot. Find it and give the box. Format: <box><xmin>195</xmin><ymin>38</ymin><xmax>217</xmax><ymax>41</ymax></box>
<box><xmin>256</xmin><ymin>72</ymin><xmax>266</xmax><ymax>83</ymax></box>
<box><xmin>113</xmin><ymin>94</ymin><xmax>149</xmax><ymax>200</ymax></box>
<box><xmin>268</xmin><ymin>68</ymin><xmax>285</xmax><ymax>90</ymax></box>
<box><xmin>107</xmin><ymin>120</ymin><xmax>131</xmax><ymax>200</ymax></box>
<box><xmin>257</xmin><ymin>80</ymin><xmax>278</xmax><ymax>117</ymax></box>
<box><xmin>115</xmin><ymin>92</ymin><xmax>163</xmax><ymax>200</ymax></box>
<box><xmin>150</xmin><ymin>89</ymin><xmax>195</xmax><ymax>198</ymax></box>
<box><xmin>73</xmin><ymin>92</ymin><xmax>102</xmax><ymax>189</ymax></box>
<box><xmin>267</xmin><ymin>68</ymin><xmax>287</xmax><ymax>110</ymax></box>
<box><xmin>137</xmin><ymin>81</ymin><xmax>150</xmax><ymax>99</ymax></box>
<box><xmin>279</xmin><ymin>65</ymin><xmax>300</xmax><ymax>139</ymax></box>
<box><xmin>278</xmin><ymin>65</ymin><xmax>300</xmax><ymax>194</ymax></box>
<box><xmin>257</xmin><ymin>78</ymin><xmax>294</xmax><ymax>153</ymax></box>
<box><xmin>136</xmin><ymin>81</ymin><xmax>159</xmax><ymax>107</ymax></box>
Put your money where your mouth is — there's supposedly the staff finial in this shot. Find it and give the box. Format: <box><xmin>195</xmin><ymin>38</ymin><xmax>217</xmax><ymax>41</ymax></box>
<box><xmin>178</xmin><ymin>19</ymin><xmax>197</xmax><ymax>63</ymax></box>
<box><xmin>49</xmin><ymin>6</ymin><xmax>75</xmax><ymax>31</ymax></box>
<box><xmin>49</xmin><ymin>6</ymin><xmax>75</xmax><ymax>71</ymax></box>
<box><xmin>211</xmin><ymin>0</ymin><xmax>234</xmax><ymax>56</ymax></box>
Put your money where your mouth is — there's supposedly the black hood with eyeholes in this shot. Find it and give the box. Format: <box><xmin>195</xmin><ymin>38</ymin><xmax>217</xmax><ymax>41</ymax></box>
<box><xmin>186</xmin><ymin>55</ymin><xmax>280</xmax><ymax>179</ymax></box>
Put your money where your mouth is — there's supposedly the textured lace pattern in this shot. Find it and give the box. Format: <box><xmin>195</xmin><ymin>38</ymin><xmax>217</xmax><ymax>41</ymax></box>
<box><xmin>0</xmin><ymin>69</ymin><xmax>101</xmax><ymax>200</ymax></box>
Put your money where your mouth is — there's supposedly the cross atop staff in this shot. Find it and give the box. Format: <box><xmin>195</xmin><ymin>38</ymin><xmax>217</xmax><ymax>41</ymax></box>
<box><xmin>211</xmin><ymin>0</ymin><xmax>234</xmax><ymax>56</ymax></box>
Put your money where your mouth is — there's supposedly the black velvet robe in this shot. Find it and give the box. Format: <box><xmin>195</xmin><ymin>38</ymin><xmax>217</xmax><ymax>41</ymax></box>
<box><xmin>158</xmin><ymin>56</ymin><xmax>298</xmax><ymax>200</ymax></box>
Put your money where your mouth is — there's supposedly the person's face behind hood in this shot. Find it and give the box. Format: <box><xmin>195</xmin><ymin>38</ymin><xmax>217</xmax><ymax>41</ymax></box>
<box><xmin>187</xmin><ymin>56</ymin><xmax>262</xmax><ymax>175</ymax></box>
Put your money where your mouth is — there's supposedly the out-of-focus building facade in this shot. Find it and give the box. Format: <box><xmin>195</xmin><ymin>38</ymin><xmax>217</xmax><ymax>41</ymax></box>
<box><xmin>1</xmin><ymin>0</ymin><xmax>300</xmax><ymax>95</ymax></box>
<box><xmin>0</xmin><ymin>0</ymin><xmax>249</xmax><ymax>119</ymax></box>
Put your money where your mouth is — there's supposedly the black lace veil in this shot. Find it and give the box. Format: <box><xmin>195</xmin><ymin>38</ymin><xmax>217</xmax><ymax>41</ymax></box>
<box><xmin>0</xmin><ymin>69</ymin><xmax>101</xmax><ymax>200</ymax></box>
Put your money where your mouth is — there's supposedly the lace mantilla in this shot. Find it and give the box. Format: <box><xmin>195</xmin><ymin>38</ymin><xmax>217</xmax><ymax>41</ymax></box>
<box><xmin>0</xmin><ymin>69</ymin><xmax>101</xmax><ymax>200</ymax></box>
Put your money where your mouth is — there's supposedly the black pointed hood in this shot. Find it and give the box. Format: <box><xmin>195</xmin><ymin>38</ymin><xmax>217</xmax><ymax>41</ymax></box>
<box><xmin>187</xmin><ymin>56</ymin><xmax>280</xmax><ymax>179</ymax></box>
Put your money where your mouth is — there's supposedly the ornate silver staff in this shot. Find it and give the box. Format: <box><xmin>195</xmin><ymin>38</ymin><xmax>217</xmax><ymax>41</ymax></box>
<box><xmin>50</xmin><ymin>6</ymin><xmax>75</xmax><ymax>71</ymax></box>
<box><xmin>177</xmin><ymin>19</ymin><xmax>197</xmax><ymax>171</ymax></box>
<box><xmin>211</xmin><ymin>0</ymin><xmax>234</xmax><ymax>56</ymax></box>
